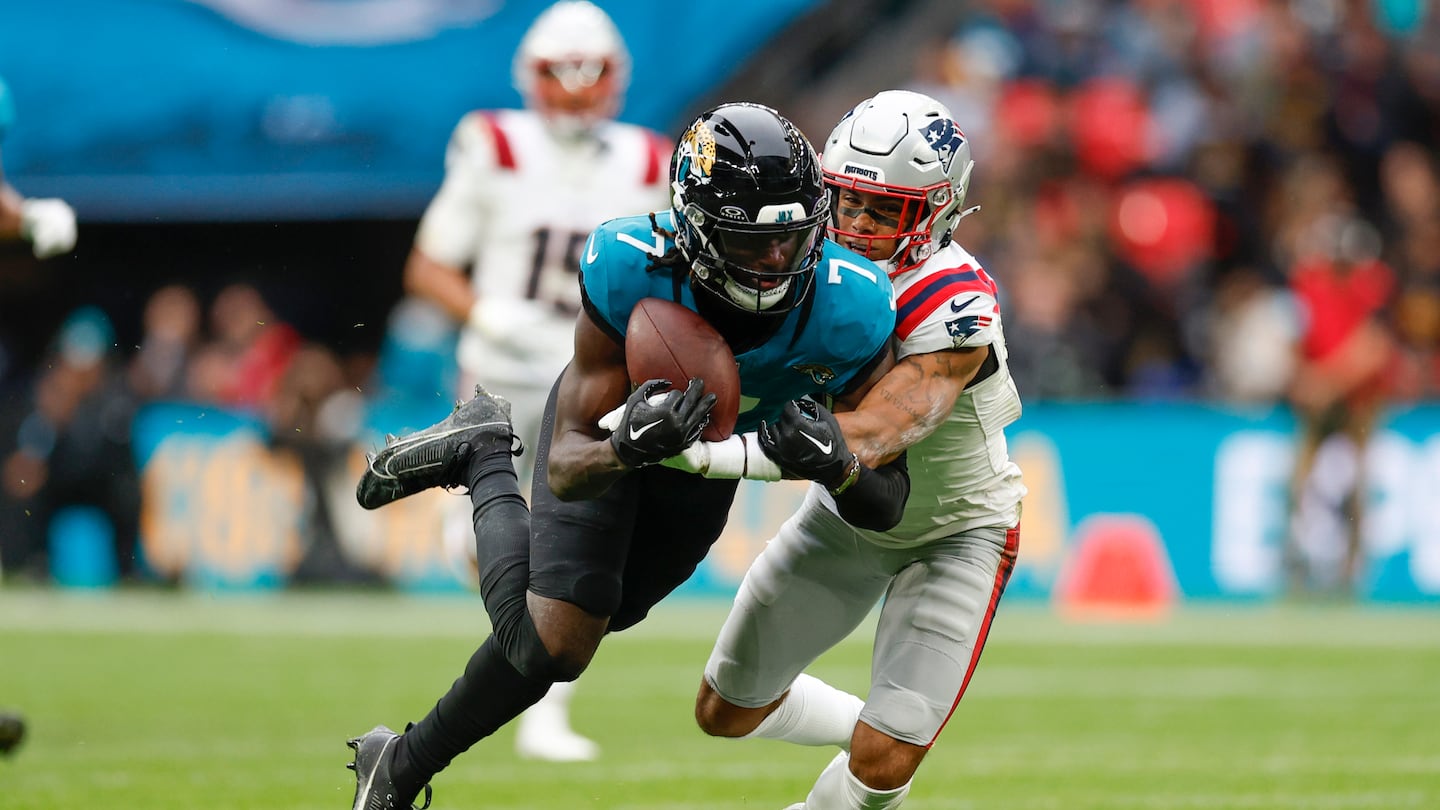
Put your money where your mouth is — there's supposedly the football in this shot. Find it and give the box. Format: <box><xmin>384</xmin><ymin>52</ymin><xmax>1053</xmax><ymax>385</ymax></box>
<box><xmin>625</xmin><ymin>297</ymin><xmax>740</xmax><ymax>441</ymax></box>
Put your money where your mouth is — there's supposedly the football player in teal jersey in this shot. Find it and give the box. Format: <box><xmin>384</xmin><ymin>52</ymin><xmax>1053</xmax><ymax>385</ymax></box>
<box><xmin>342</xmin><ymin>102</ymin><xmax>910</xmax><ymax>810</ymax></box>
<box><xmin>0</xmin><ymin>75</ymin><xmax>76</xmax><ymax>259</ymax></box>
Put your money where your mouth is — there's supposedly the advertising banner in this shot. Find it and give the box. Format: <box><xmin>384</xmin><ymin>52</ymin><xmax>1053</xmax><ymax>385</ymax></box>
<box><xmin>126</xmin><ymin>400</ymin><xmax>1440</xmax><ymax>602</ymax></box>
<box><xmin>0</xmin><ymin>0</ymin><xmax>819</xmax><ymax>220</ymax></box>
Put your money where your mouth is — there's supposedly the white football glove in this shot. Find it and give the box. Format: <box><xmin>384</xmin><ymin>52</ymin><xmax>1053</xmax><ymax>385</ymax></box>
<box><xmin>468</xmin><ymin>297</ymin><xmax>563</xmax><ymax>358</ymax></box>
<box><xmin>597</xmin><ymin>402</ymin><xmax>628</xmax><ymax>433</ymax></box>
<box><xmin>20</xmin><ymin>198</ymin><xmax>77</xmax><ymax>259</ymax></box>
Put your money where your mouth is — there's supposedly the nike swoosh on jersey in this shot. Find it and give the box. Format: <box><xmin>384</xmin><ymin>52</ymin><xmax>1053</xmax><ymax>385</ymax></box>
<box><xmin>800</xmin><ymin>431</ymin><xmax>833</xmax><ymax>454</ymax></box>
<box><xmin>629</xmin><ymin>420</ymin><xmax>664</xmax><ymax>440</ymax></box>
<box><xmin>585</xmin><ymin>234</ymin><xmax>600</xmax><ymax>264</ymax></box>
<box><xmin>951</xmin><ymin>294</ymin><xmax>980</xmax><ymax>313</ymax></box>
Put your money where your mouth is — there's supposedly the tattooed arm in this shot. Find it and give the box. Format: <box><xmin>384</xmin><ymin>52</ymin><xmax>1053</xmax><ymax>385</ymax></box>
<box><xmin>834</xmin><ymin>345</ymin><xmax>991</xmax><ymax>468</ymax></box>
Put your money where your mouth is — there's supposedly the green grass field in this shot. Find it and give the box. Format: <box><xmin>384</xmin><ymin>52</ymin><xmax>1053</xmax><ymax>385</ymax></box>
<box><xmin>1</xmin><ymin>589</ymin><xmax>1436</xmax><ymax>809</ymax></box>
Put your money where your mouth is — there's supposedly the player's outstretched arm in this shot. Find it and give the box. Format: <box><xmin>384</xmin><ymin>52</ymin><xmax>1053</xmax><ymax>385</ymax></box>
<box><xmin>837</xmin><ymin>345</ymin><xmax>990</xmax><ymax>468</ymax></box>
<box><xmin>757</xmin><ymin>399</ymin><xmax>909</xmax><ymax>531</ymax></box>
<box><xmin>549</xmin><ymin>309</ymin><xmax>714</xmax><ymax>501</ymax></box>
<box><xmin>402</xmin><ymin>246</ymin><xmax>474</xmax><ymax>324</ymax></box>
<box><xmin>547</xmin><ymin>309</ymin><xmax>634</xmax><ymax>500</ymax></box>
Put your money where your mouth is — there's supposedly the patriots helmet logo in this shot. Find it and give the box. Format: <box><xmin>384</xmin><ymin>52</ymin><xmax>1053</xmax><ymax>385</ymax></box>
<box><xmin>922</xmin><ymin>119</ymin><xmax>965</xmax><ymax>174</ymax></box>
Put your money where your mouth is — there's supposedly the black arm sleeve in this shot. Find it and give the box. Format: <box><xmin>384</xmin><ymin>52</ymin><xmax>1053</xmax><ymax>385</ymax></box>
<box><xmin>832</xmin><ymin>452</ymin><xmax>910</xmax><ymax>532</ymax></box>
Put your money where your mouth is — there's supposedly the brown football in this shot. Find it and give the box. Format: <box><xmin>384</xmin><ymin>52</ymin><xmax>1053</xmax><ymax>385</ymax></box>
<box><xmin>624</xmin><ymin>297</ymin><xmax>740</xmax><ymax>441</ymax></box>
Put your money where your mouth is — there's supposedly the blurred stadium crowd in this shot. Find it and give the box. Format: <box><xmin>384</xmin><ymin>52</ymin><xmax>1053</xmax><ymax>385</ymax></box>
<box><xmin>2</xmin><ymin>0</ymin><xmax>1439</xmax><ymax>585</ymax></box>
<box><xmin>906</xmin><ymin>0</ymin><xmax>1440</xmax><ymax>403</ymax></box>
<box><xmin>0</xmin><ymin>281</ymin><xmax>389</xmax><ymax>582</ymax></box>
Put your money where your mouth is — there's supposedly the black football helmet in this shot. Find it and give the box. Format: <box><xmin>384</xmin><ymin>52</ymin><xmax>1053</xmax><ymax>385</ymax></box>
<box><xmin>670</xmin><ymin>103</ymin><xmax>828</xmax><ymax>316</ymax></box>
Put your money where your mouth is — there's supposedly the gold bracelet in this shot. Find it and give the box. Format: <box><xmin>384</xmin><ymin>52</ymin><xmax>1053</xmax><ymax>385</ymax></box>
<box><xmin>828</xmin><ymin>455</ymin><xmax>862</xmax><ymax>496</ymax></box>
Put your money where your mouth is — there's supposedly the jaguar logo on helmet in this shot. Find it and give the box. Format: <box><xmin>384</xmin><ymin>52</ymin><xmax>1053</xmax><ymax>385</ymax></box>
<box><xmin>676</xmin><ymin>120</ymin><xmax>716</xmax><ymax>181</ymax></box>
<box><xmin>922</xmin><ymin>119</ymin><xmax>966</xmax><ymax>174</ymax></box>
<box><xmin>792</xmin><ymin>363</ymin><xmax>837</xmax><ymax>385</ymax></box>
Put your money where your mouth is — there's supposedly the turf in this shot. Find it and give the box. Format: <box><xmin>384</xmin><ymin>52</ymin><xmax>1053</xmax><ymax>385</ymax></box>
<box><xmin>0</xmin><ymin>590</ymin><xmax>1436</xmax><ymax>809</ymax></box>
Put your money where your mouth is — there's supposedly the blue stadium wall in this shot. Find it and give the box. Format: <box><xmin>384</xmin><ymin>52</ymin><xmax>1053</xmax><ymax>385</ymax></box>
<box><xmin>111</xmin><ymin>400</ymin><xmax>1440</xmax><ymax>603</ymax></box>
<box><xmin>0</xmin><ymin>0</ymin><xmax>821</xmax><ymax>221</ymax></box>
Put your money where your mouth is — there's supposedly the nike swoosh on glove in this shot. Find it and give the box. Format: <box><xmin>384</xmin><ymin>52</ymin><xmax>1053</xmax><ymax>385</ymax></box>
<box><xmin>610</xmin><ymin>378</ymin><xmax>715</xmax><ymax>469</ymax></box>
<box><xmin>757</xmin><ymin>399</ymin><xmax>857</xmax><ymax>489</ymax></box>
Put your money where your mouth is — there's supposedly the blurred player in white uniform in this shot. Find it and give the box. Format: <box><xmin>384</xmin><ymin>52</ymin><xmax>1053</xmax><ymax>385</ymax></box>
<box><xmin>0</xmin><ymin>74</ymin><xmax>77</xmax><ymax>259</ymax></box>
<box><xmin>691</xmin><ymin>90</ymin><xmax>1026</xmax><ymax>810</ymax></box>
<box><xmin>400</xmin><ymin>0</ymin><xmax>671</xmax><ymax>763</ymax></box>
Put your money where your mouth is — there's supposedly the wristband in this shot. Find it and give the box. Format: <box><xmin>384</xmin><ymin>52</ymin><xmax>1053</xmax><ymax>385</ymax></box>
<box><xmin>698</xmin><ymin>433</ymin><xmax>783</xmax><ymax>481</ymax></box>
<box><xmin>827</xmin><ymin>454</ymin><xmax>862</xmax><ymax>495</ymax></box>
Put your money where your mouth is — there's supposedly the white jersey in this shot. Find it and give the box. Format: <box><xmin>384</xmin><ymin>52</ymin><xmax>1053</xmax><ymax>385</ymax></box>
<box><xmin>415</xmin><ymin>108</ymin><xmax>672</xmax><ymax>387</ymax></box>
<box><xmin>821</xmin><ymin>242</ymin><xmax>1027</xmax><ymax>546</ymax></box>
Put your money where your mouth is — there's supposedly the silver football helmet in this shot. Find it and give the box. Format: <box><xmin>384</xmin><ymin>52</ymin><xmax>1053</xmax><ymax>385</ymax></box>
<box><xmin>512</xmin><ymin>1</ymin><xmax>631</xmax><ymax>137</ymax></box>
<box><xmin>821</xmin><ymin>90</ymin><xmax>976</xmax><ymax>276</ymax></box>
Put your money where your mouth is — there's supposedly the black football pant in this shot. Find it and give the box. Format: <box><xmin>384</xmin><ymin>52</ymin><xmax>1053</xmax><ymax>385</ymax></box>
<box><xmin>394</xmin><ymin>381</ymin><xmax>737</xmax><ymax>789</ymax></box>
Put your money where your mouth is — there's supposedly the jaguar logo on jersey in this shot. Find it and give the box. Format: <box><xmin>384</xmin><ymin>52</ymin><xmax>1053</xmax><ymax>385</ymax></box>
<box><xmin>793</xmin><ymin>363</ymin><xmax>837</xmax><ymax>386</ymax></box>
<box><xmin>677</xmin><ymin>120</ymin><xmax>716</xmax><ymax>181</ymax></box>
<box><xmin>946</xmin><ymin>314</ymin><xmax>992</xmax><ymax>343</ymax></box>
<box><xmin>922</xmin><ymin>118</ymin><xmax>966</xmax><ymax>174</ymax></box>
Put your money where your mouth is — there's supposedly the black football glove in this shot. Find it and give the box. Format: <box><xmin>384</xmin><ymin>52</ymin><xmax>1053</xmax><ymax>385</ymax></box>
<box><xmin>757</xmin><ymin>399</ymin><xmax>860</xmax><ymax>491</ymax></box>
<box><xmin>610</xmin><ymin>378</ymin><xmax>716</xmax><ymax>469</ymax></box>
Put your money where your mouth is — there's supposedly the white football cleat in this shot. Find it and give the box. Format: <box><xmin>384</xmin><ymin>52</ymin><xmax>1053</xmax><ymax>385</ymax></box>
<box><xmin>515</xmin><ymin>720</ymin><xmax>600</xmax><ymax>763</ymax></box>
<box><xmin>514</xmin><ymin>682</ymin><xmax>600</xmax><ymax>762</ymax></box>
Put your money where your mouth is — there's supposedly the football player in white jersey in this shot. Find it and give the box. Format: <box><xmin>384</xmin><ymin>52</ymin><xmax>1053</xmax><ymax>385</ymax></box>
<box><xmin>690</xmin><ymin>90</ymin><xmax>1026</xmax><ymax>810</ymax></box>
<box><xmin>0</xmin><ymin>74</ymin><xmax>77</xmax><ymax>259</ymax></box>
<box><xmin>399</xmin><ymin>0</ymin><xmax>671</xmax><ymax>763</ymax></box>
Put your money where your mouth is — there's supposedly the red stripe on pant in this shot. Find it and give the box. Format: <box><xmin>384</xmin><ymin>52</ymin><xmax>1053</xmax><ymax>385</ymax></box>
<box><xmin>927</xmin><ymin>523</ymin><xmax>1021</xmax><ymax>747</ymax></box>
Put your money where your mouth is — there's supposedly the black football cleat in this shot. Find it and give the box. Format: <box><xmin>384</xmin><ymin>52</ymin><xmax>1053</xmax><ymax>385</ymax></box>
<box><xmin>356</xmin><ymin>385</ymin><xmax>519</xmax><ymax>510</ymax></box>
<box><xmin>0</xmin><ymin>712</ymin><xmax>25</xmax><ymax>756</ymax></box>
<box><xmin>345</xmin><ymin>725</ymin><xmax>432</xmax><ymax>810</ymax></box>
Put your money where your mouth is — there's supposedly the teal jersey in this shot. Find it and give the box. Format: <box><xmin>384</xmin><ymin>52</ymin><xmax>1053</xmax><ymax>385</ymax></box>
<box><xmin>0</xmin><ymin>75</ymin><xmax>13</xmax><ymax>143</ymax></box>
<box><xmin>581</xmin><ymin>211</ymin><xmax>896</xmax><ymax>433</ymax></box>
